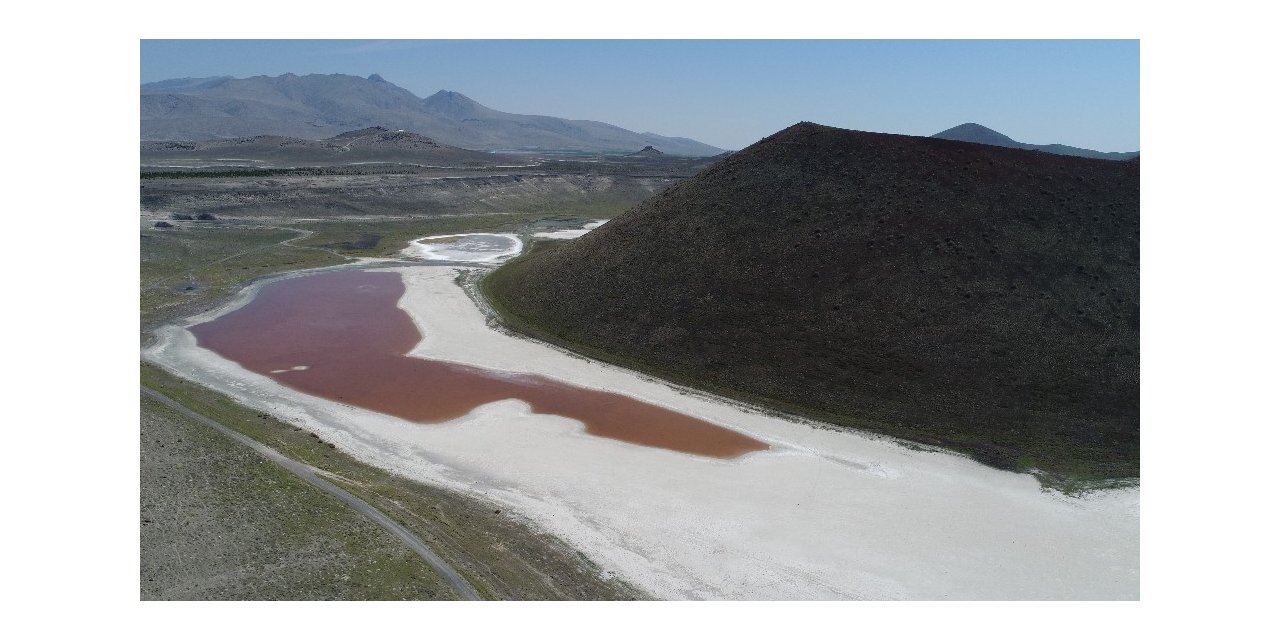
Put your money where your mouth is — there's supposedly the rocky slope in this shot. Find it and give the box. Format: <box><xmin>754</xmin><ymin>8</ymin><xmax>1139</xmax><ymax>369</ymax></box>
<box><xmin>486</xmin><ymin>122</ymin><xmax>1140</xmax><ymax>480</ymax></box>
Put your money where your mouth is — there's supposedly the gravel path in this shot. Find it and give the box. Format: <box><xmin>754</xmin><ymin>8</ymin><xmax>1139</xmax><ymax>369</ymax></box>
<box><xmin>141</xmin><ymin>386</ymin><xmax>482</xmax><ymax>600</ymax></box>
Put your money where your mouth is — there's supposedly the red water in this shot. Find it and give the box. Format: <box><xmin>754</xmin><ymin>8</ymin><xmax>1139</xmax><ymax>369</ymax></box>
<box><xmin>190</xmin><ymin>270</ymin><xmax>768</xmax><ymax>458</ymax></box>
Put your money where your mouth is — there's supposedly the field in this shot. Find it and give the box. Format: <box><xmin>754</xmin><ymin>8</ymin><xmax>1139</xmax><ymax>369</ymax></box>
<box><xmin>141</xmin><ymin>389</ymin><xmax>458</xmax><ymax>600</ymax></box>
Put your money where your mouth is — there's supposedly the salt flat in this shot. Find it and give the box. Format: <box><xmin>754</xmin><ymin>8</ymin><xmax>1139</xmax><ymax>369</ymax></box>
<box><xmin>532</xmin><ymin>219</ymin><xmax>608</xmax><ymax>240</ymax></box>
<box><xmin>402</xmin><ymin>233</ymin><xmax>523</xmax><ymax>263</ymax></box>
<box><xmin>144</xmin><ymin>264</ymin><xmax>1139</xmax><ymax>600</ymax></box>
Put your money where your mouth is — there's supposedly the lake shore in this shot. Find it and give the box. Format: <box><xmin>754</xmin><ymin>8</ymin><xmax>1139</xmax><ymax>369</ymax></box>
<box><xmin>144</xmin><ymin>264</ymin><xmax>1139</xmax><ymax>599</ymax></box>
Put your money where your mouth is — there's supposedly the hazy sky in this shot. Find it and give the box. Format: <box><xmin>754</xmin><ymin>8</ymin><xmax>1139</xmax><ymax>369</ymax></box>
<box><xmin>140</xmin><ymin>40</ymin><xmax>1139</xmax><ymax>152</ymax></box>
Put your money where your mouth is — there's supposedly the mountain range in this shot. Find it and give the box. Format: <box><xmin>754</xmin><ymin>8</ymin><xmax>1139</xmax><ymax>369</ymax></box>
<box><xmin>141</xmin><ymin>73</ymin><xmax>725</xmax><ymax>156</ymax></box>
<box><xmin>140</xmin><ymin>126</ymin><xmax>511</xmax><ymax>167</ymax></box>
<box><xmin>932</xmin><ymin>123</ymin><xmax>1138</xmax><ymax>160</ymax></box>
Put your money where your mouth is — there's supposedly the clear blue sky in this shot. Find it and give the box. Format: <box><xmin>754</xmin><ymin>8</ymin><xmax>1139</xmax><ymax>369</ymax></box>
<box><xmin>140</xmin><ymin>40</ymin><xmax>1139</xmax><ymax>152</ymax></box>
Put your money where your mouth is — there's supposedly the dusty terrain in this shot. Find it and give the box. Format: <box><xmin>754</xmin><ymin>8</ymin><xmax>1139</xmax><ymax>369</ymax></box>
<box><xmin>142</xmin><ymin>361</ymin><xmax>646</xmax><ymax>600</ymax></box>
<box><xmin>141</xmin><ymin>198</ymin><xmax>648</xmax><ymax>599</ymax></box>
<box><xmin>144</xmin><ymin>264</ymin><xmax>1139</xmax><ymax>600</ymax></box>
<box><xmin>140</xmin><ymin>131</ymin><xmax>1138</xmax><ymax>600</ymax></box>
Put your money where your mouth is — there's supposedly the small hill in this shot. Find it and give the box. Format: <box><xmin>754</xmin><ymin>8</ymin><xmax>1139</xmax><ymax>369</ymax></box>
<box><xmin>933</xmin><ymin>123</ymin><xmax>1021</xmax><ymax>147</ymax></box>
<box><xmin>328</xmin><ymin>126</ymin><xmax>441</xmax><ymax>149</ymax></box>
<box><xmin>140</xmin><ymin>126</ymin><xmax>507</xmax><ymax>167</ymax></box>
<box><xmin>933</xmin><ymin>123</ymin><xmax>1139</xmax><ymax>160</ymax></box>
<box><xmin>628</xmin><ymin>145</ymin><xmax>665</xmax><ymax>157</ymax></box>
<box><xmin>486</xmin><ymin>122</ymin><xmax>1140</xmax><ymax>481</ymax></box>
<box><xmin>141</xmin><ymin>73</ymin><xmax>726</xmax><ymax>156</ymax></box>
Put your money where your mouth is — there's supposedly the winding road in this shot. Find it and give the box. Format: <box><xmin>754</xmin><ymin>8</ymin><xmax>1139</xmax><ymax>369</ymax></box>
<box><xmin>141</xmin><ymin>386</ymin><xmax>482</xmax><ymax>601</ymax></box>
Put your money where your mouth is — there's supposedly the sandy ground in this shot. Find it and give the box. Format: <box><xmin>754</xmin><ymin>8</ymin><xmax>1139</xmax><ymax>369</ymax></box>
<box><xmin>533</xmin><ymin>219</ymin><xmax>608</xmax><ymax>239</ymax></box>
<box><xmin>144</xmin><ymin>264</ymin><xmax>1139</xmax><ymax>600</ymax></box>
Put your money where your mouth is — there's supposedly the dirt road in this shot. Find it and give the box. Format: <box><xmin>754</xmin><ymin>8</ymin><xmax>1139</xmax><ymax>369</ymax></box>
<box><xmin>140</xmin><ymin>386</ymin><xmax>482</xmax><ymax>601</ymax></box>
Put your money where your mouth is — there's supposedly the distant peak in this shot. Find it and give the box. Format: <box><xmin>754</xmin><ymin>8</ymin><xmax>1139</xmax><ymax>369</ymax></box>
<box><xmin>426</xmin><ymin>89</ymin><xmax>472</xmax><ymax>101</ymax></box>
<box><xmin>932</xmin><ymin>123</ymin><xmax>1019</xmax><ymax>147</ymax></box>
<box><xmin>950</xmin><ymin>123</ymin><xmax>1003</xmax><ymax>136</ymax></box>
<box><xmin>368</xmin><ymin>73</ymin><xmax>385</xmax><ymax>82</ymax></box>
<box><xmin>422</xmin><ymin>90</ymin><xmax>487</xmax><ymax>117</ymax></box>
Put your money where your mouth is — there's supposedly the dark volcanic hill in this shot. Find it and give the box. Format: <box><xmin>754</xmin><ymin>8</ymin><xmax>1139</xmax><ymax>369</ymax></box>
<box><xmin>140</xmin><ymin>126</ymin><xmax>509</xmax><ymax>167</ymax></box>
<box><xmin>628</xmin><ymin>145</ymin><xmax>665</xmax><ymax>157</ymax></box>
<box><xmin>486</xmin><ymin>122</ymin><xmax>1140</xmax><ymax>481</ymax></box>
<box><xmin>933</xmin><ymin>123</ymin><xmax>1139</xmax><ymax>161</ymax></box>
<box><xmin>141</xmin><ymin>73</ymin><xmax>725</xmax><ymax>156</ymax></box>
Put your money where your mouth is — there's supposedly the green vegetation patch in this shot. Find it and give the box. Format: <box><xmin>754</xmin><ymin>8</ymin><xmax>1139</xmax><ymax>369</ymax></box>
<box><xmin>141</xmin><ymin>393</ymin><xmax>455</xmax><ymax>600</ymax></box>
<box><xmin>142</xmin><ymin>362</ymin><xmax>644</xmax><ymax>600</ymax></box>
<box><xmin>141</xmin><ymin>224</ymin><xmax>346</xmax><ymax>331</ymax></box>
